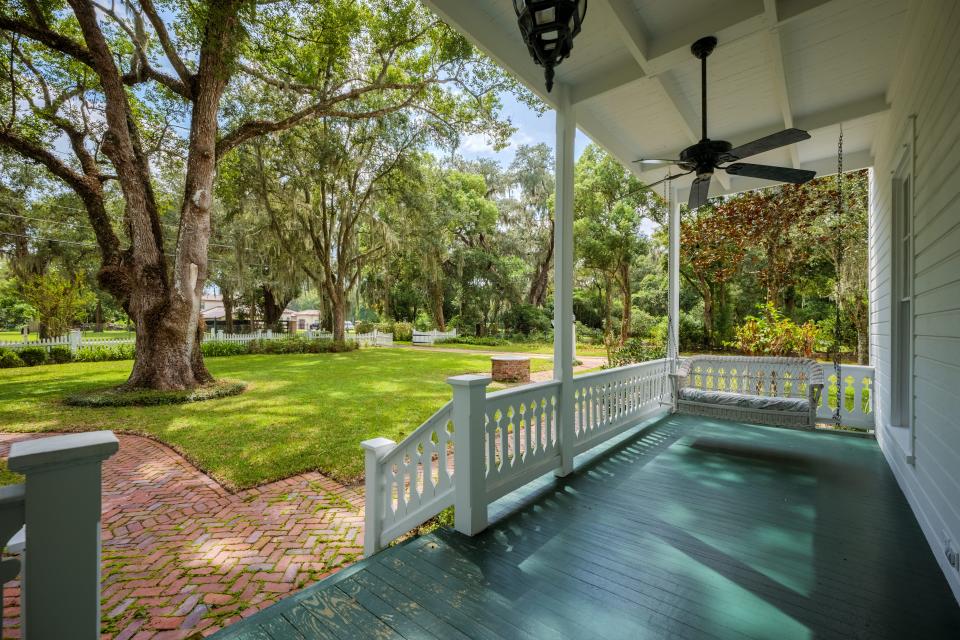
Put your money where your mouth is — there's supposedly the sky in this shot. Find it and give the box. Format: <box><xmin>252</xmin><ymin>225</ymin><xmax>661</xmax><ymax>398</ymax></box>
<box><xmin>454</xmin><ymin>93</ymin><xmax>592</xmax><ymax>167</ymax></box>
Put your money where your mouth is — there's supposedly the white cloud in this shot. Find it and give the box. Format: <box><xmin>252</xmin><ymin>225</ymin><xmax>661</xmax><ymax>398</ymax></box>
<box><xmin>460</xmin><ymin>133</ymin><xmax>497</xmax><ymax>154</ymax></box>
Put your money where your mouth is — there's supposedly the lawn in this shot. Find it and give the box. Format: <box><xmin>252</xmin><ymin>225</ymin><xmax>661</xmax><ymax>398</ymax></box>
<box><xmin>422</xmin><ymin>341</ymin><xmax>609</xmax><ymax>357</ymax></box>
<box><xmin>0</xmin><ymin>349</ymin><xmax>551</xmax><ymax>489</ymax></box>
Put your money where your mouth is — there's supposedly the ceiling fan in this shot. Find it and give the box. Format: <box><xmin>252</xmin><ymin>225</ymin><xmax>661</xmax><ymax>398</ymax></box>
<box><xmin>636</xmin><ymin>36</ymin><xmax>816</xmax><ymax>209</ymax></box>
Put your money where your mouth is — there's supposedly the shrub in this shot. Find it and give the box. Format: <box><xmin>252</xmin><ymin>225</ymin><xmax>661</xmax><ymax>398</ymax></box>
<box><xmin>353</xmin><ymin>320</ymin><xmax>375</xmax><ymax>334</ymax></box>
<box><xmin>47</xmin><ymin>345</ymin><xmax>74</xmax><ymax>364</ymax></box>
<box><xmin>74</xmin><ymin>344</ymin><xmax>135</xmax><ymax>362</ymax></box>
<box><xmin>391</xmin><ymin>322</ymin><xmax>413</xmax><ymax>341</ymax></box>
<box><xmin>0</xmin><ymin>350</ymin><xmax>25</xmax><ymax>368</ymax></box>
<box><xmin>436</xmin><ymin>336</ymin><xmax>509</xmax><ymax>347</ymax></box>
<box><xmin>65</xmin><ymin>379</ymin><xmax>247</xmax><ymax>407</ymax></box>
<box><xmin>732</xmin><ymin>302</ymin><xmax>819</xmax><ymax>357</ymax></box>
<box><xmin>202</xmin><ymin>340</ymin><xmax>249</xmax><ymax>357</ymax></box>
<box><xmin>502</xmin><ymin>303</ymin><xmax>551</xmax><ymax>335</ymax></box>
<box><xmin>608</xmin><ymin>338</ymin><xmax>666</xmax><ymax>368</ymax></box>
<box><xmin>248</xmin><ymin>336</ymin><xmax>359</xmax><ymax>355</ymax></box>
<box><xmin>17</xmin><ymin>346</ymin><xmax>48</xmax><ymax>366</ymax></box>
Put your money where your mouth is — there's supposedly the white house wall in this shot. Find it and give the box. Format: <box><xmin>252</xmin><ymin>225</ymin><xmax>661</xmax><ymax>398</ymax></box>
<box><xmin>871</xmin><ymin>0</ymin><xmax>960</xmax><ymax>602</ymax></box>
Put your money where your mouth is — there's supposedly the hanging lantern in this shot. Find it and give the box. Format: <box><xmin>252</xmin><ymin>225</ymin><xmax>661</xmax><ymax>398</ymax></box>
<box><xmin>513</xmin><ymin>0</ymin><xmax>588</xmax><ymax>93</ymax></box>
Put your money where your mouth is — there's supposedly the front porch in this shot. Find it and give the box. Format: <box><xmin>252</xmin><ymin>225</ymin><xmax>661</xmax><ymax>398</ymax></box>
<box><xmin>215</xmin><ymin>413</ymin><xmax>959</xmax><ymax>639</ymax></box>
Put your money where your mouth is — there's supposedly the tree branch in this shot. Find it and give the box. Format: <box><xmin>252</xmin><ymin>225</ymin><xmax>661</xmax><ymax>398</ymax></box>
<box><xmin>137</xmin><ymin>0</ymin><xmax>193</xmax><ymax>89</ymax></box>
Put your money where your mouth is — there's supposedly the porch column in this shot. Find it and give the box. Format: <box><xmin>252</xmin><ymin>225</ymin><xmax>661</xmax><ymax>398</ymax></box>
<box><xmin>667</xmin><ymin>185</ymin><xmax>681</xmax><ymax>371</ymax></box>
<box><xmin>554</xmin><ymin>85</ymin><xmax>576</xmax><ymax>477</ymax></box>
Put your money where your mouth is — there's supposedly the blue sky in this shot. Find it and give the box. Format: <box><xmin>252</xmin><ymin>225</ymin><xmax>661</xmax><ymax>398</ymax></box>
<box><xmin>454</xmin><ymin>93</ymin><xmax>591</xmax><ymax>167</ymax></box>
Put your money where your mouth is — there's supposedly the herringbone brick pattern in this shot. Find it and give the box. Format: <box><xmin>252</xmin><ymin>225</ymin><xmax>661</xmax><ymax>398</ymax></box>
<box><xmin>1</xmin><ymin>433</ymin><xmax>365</xmax><ymax>640</ymax></box>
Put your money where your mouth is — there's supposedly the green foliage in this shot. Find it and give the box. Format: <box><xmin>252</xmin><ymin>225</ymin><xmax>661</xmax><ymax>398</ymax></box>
<box><xmin>20</xmin><ymin>271</ymin><xmax>91</xmax><ymax>338</ymax></box>
<box><xmin>502</xmin><ymin>304</ymin><xmax>551</xmax><ymax>335</ymax></box>
<box><xmin>436</xmin><ymin>336</ymin><xmax>509</xmax><ymax>347</ymax></box>
<box><xmin>391</xmin><ymin>322</ymin><xmax>413</xmax><ymax>341</ymax></box>
<box><xmin>17</xmin><ymin>346</ymin><xmax>47</xmax><ymax>366</ymax></box>
<box><xmin>0</xmin><ymin>350</ymin><xmax>25</xmax><ymax>368</ymax></box>
<box><xmin>47</xmin><ymin>346</ymin><xmax>73</xmax><ymax>364</ymax></box>
<box><xmin>608</xmin><ymin>338</ymin><xmax>666</xmax><ymax>368</ymax></box>
<box><xmin>732</xmin><ymin>302</ymin><xmax>820</xmax><ymax>357</ymax></box>
<box><xmin>248</xmin><ymin>337</ymin><xmax>358</xmax><ymax>355</ymax></box>
<box><xmin>0</xmin><ymin>294</ymin><xmax>35</xmax><ymax>329</ymax></box>
<box><xmin>201</xmin><ymin>341</ymin><xmax>250</xmax><ymax>357</ymax></box>
<box><xmin>354</xmin><ymin>321</ymin><xmax>375</xmax><ymax>334</ymax></box>
<box><xmin>65</xmin><ymin>380</ymin><xmax>247</xmax><ymax>408</ymax></box>
<box><xmin>74</xmin><ymin>344</ymin><xmax>136</xmax><ymax>362</ymax></box>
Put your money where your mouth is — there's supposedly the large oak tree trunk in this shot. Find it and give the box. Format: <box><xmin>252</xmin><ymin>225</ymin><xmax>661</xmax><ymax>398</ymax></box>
<box><xmin>527</xmin><ymin>231</ymin><xmax>553</xmax><ymax>307</ymax></box>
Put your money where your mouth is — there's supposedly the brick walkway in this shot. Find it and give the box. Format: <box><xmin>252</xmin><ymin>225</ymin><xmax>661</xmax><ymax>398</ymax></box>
<box><xmin>0</xmin><ymin>433</ymin><xmax>364</xmax><ymax>640</ymax></box>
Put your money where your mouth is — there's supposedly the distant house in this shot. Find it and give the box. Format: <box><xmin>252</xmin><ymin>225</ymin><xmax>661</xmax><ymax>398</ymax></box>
<box><xmin>285</xmin><ymin>309</ymin><xmax>320</xmax><ymax>330</ymax></box>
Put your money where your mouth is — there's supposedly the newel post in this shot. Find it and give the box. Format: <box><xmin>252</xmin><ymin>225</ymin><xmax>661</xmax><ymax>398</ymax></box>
<box><xmin>9</xmin><ymin>431</ymin><xmax>119</xmax><ymax>640</ymax></box>
<box><xmin>68</xmin><ymin>328</ymin><xmax>82</xmax><ymax>354</ymax></box>
<box><xmin>448</xmin><ymin>374</ymin><xmax>490</xmax><ymax>536</ymax></box>
<box><xmin>360</xmin><ymin>437</ymin><xmax>396</xmax><ymax>557</ymax></box>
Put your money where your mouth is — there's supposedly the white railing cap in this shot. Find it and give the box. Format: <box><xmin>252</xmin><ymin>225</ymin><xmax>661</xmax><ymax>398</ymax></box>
<box><xmin>447</xmin><ymin>374</ymin><xmax>492</xmax><ymax>387</ymax></box>
<box><xmin>9</xmin><ymin>431</ymin><xmax>119</xmax><ymax>473</ymax></box>
<box><xmin>360</xmin><ymin>437</ymin><xmax>397</xmax><ymax>455</ymax></box>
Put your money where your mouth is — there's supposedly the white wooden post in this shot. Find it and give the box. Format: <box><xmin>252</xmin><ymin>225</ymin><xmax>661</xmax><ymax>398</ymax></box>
<box><xmin>448</xmin><ymin>374</ymin><xmax>490</xmax><ymax>535</ymax></box>
<box><xmin>9</xmin><ymin>431</ymin><xmax>119</xmax><ymax>640</ymax></box>
<box><xmin>266</xmin><ymin>329</ymin><xmax>273</xmax><ymax>340</ymax></box>
<box><xmin>554</xmin><ymin>84</ymin><xmax>576</xmax><ymax>477</ymax></box>
<box><xmin>668</xmin><ymin>186</ymin><xmax>681</xmax><ymax>371</ymax></box>
<box><xmin>359</xmin><ymin>437</ymin><xmax>396</xmax><ymax>556</ymax></box>
<box><xmin>68</xmin><ymin>328</ymin><xmax>82</xmax><ymax>354</ymax></box>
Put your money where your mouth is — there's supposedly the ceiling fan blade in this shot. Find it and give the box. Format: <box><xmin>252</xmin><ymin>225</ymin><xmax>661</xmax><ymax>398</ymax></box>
<box><xmin>724</xmin><ymin>163</ymin><xmax>816</xmax><ymax>184</ymax></box>
<box><xmin>645</xmin><ymin>169</ymin><xmax>694</xmax><ymax>189</ymax></box>
<box><xmin>722</xmin><ymin>128</ymin><xmax>811</xmax><ymax>162</ymax></box>
<box><xmin>688</xmin><ymin>174</ymin><xmax>712</xmax><ymax>209</ymax></box>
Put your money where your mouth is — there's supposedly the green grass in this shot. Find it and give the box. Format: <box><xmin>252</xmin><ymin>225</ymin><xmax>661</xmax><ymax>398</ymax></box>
<box><xmin>0</xmin><ymin>459</ymin><xmax>23</xmax><ymax>486</ymax></box>
<box><xmin>422</xmin><ymin>341</ymin><xmax>609</xmax><ymax>357</ymax></box>
<box><xmin>0</xmin><ymin>350</ymin><xmax>551</xmax><ymax>489</ymax></box>
<box><xmin>0</xmin><ymin>329</ymin><xmax>136</xmax><ymax>342</ymax></box>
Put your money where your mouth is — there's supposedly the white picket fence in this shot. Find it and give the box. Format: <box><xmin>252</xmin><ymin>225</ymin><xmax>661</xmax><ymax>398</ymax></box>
<box><xmin>412</xmin><ymin>328</ymin><xmax>457</xmax><ymax>345</ymax></box>
<box><xmin>0</xmin><ymin>328</ymin><xmax>394</xmax><ymax>353</ymax></box>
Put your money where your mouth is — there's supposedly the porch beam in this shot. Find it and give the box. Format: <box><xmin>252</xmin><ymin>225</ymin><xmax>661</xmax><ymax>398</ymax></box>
<box><xmin>601</xmin><ymin>0</ymin><xmax>732</xmax><ymax>190</ymax></box>
<box><xmin>763</xmin><ymin>0</ymin><xmax>800</xmax><ymax>168</ymax></box>
<box><xmin>553</xmin><ymin>85</ymin><xmax>576</xmax><ymax>477</ymax></box>
<box><xmin>585</xmin><ymin>0</ymin><xmax>836</xmax><ymax>99</ymax></box>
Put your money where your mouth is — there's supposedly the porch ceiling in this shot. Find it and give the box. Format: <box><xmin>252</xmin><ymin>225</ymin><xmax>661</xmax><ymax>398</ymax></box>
<box><xmin>423</xmin><ymin>0</ymin><xmax>907</xmax><ymax>198</ymax></box>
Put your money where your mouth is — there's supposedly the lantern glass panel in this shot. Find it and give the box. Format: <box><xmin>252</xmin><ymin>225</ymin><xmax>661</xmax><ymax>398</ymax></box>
<box><xmin>536</xmin><ymin>7</ymin><xmax>556</xmax><ymax>24</ymax></box>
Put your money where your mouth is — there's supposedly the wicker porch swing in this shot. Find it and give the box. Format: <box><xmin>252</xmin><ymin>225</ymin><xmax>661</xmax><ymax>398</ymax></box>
<box><xmin>668</xmin><ymin>129</ymin><xmax>848</xmax><ymax>430</ymax></box>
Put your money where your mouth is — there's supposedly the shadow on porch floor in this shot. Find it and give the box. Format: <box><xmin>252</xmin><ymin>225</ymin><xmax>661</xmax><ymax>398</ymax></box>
<box><xmin>212</xmin><ymin>413</ymin><xmax>960</xmax><ymax>639</ymax></box>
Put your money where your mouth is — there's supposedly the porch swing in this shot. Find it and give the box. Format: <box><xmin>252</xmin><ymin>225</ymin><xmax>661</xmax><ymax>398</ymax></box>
<box><xmin>668</xmin><ymin>130</ymin><xmax>849</xmax><ymax>430</ymax></box>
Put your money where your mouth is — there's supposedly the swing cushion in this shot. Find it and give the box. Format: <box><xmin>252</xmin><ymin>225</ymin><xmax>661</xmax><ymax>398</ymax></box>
<box><xmin>678</xmin><ymin>388</ymin><xmax>809</xmax><ymax>413</ymax></box>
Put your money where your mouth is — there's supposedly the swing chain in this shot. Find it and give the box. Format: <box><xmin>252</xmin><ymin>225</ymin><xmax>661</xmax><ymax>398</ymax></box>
<box><xmin>832</xmin><ymin>127</ymin><xmax>844</xmax><ymax>427</ymax></box>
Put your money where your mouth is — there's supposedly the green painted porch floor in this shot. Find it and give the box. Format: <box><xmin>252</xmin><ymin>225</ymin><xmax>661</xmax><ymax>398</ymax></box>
<box><xmin>212</xmin><ymin>413</ymin><xmax>960</xmax><ymax>639</ymax></box>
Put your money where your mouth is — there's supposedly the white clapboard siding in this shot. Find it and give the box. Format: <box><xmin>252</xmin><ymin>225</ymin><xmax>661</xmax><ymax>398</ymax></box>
<box><xmin>871</xmin><ymin>0</ymin><xmax>960</xmax><ymax>601</ymax></box>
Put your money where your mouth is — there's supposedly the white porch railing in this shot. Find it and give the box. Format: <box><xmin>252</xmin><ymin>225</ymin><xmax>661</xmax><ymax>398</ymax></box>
<box><xmin>361</xmin><ymin>359</ymin><xmax>669</xmax><ymax>555</ymax></box>
<box><xmin>816</xmin><ymin>364</ymin><xmax>875</xmax><ymax>429</ymax></box>
<box><xmin>1</xmin><ymin>431</ymin><xmax>118</xmax><ymax>639</ymax></box>
<box><xmin>411</xmin><ymin>329</ymin><xmax>457</xmax><ymax>345</ymax></box>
